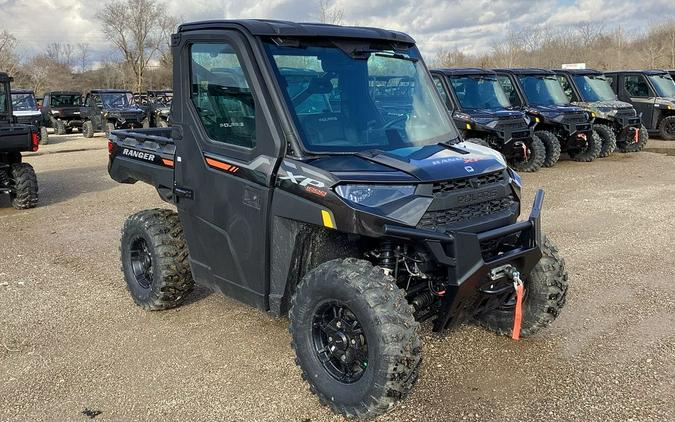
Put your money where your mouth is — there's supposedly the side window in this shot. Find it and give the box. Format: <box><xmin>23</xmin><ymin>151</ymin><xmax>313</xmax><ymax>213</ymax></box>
<box><xmin>497</xmin><ymin>76</ymin><xmax>521</xmax><ymax>106</ymax></box>
<box><xmin>190</xmin><ymin>42</ymin><xmax>256</xmax><ymax>149</ymax></box>
<box><xmin>92</xmin><ymin>95</ymin><xmax>102</xmax><ymax>108</ymax></box>
<box><xmin>624</xmin><ymin>75</ymin><xmax>650</xmax><ymax>97</ymax></box>
<box><xmin>432</xmin><ymin>76</ymin><xmax>450</xmax><ymax>107</ymax></box>
<box><xmin>556</xmin><ymin>75</ymin><xmax>575</xmax><ymax>101</ymax></box>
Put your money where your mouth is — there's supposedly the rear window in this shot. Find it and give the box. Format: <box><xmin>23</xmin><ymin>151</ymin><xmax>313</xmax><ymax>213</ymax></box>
<box><xmin>51</xmin><ymin>94</ymin><xmax>82</xmax><ymax>107</ymax></box>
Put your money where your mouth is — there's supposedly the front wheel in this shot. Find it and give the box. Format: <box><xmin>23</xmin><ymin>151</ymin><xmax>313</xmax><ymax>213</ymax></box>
<box><xmin>534</xmin><ymin>130</ymin><xmax>561</xmax><ymax>167</ymax></box>
<box><xmin>568</xmin><ymin>131</ymin><xmax>601</xmax><ymax>162</ymax></box>
<box><xmin>593</xmin><ymin>124</ymin><xmax>617</xmax><ymax>158</ymax></box>
<box><xmin>290</xmin><ymin>258</ymin><xmax>421</xmax><ymax>419</ymax></box>
<box><xmin>658</xmin><ymin>116</ymin><xmax>675</xmax><ymax>140</ymax></box>
<box><xmin>510</xmin><ymin>136</ymin><xmax>545</xmax><ymax>173</ymax></box>
<box><xmin>55</xmin><ymin>119</ymin><xmax>66</xmax><ymax>135</ymax></box>
<box><xmin>121</xmin><ymin>209</ymin><xmax>195</xmax><ymax>310</ymax></box>
<box><xmin>617</xmin><ymin>124</ymin><xmax>648</xmax><ymax>152</ymax></box>
<box><xmin>82</xmin><ymin>121</ymin><xmax>95</xmax><ymax>138</ymax></box>
<box><xmin>474</xmin><ymin>236</ymin><xmax>569</xmax><ymax>337</ymax></box>
<box><xmin>39</xmin><ymin>127</ymin><xmax>49</xmax><ymax>145</ymax></box>
<box><xmin>9</xmin><ymin>163</ymin><xmax>38</xmax><ymax>210</ymax></box>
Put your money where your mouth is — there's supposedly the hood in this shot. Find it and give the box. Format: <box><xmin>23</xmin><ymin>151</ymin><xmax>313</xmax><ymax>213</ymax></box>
<box><xmin>309</xmin><ymin>143</ymin><xmax>507</xmax><ymax>184</ymax></box>
<box><xmin>573</xmin><ymin>100</ymin><xmax>633</xmax><ymax>110</ymax></box>
<box><xmin>462</xmin><ymin>108</ymin><xmax>524</xmax><ymax>120</ymax></box>
<box><xmin>106</xmin><ymin>107</ymin><xmax>144</xmax><ymax>114</ymax></box>
<box><xmin>529</xmin><ymin>104</ymin><xmax>585</xmax><ymax>116</ymax></box>
<box><xmin>13</xmin><ymin>110</ymin><xmax>41</xmax><ymax>117</ymax></box>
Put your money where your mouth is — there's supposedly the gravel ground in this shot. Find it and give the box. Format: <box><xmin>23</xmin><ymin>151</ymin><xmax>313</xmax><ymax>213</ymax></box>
<box><xmin>1</xmin><ymin>134</ymin><xmax>674</xmax><ymax>422</ymax></box>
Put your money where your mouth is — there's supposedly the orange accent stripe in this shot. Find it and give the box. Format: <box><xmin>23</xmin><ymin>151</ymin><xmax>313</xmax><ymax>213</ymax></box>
<box><xmin>162</xmin><ymin>159</ymin><xmax>174</xmax><ymax>167</ymax></box>
<box><xmin>205</xmin><ymin>157</ymin><xmax>232</xmax><ymax>171</ymax></box>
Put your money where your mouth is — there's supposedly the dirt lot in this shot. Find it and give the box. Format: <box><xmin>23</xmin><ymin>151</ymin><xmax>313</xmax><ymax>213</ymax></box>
<box><xmin>1</xmin><ymin>134</ymin><xmax>674</xmax><ymax>422</ymax></box>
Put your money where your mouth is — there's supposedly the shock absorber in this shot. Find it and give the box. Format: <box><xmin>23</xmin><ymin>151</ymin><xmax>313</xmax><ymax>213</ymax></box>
<box><xmin>377</xmin><ymin>241</ymin><xmax>396</xmax><ymax>272</ymax></box>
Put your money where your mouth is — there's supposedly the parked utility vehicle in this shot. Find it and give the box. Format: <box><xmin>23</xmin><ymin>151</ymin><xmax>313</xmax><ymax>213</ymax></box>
<box><xmin>11</xmin><ymin>89</ymin><xmax>48</xmax><ymax>144</ymax></box>
<box><xmin>605</xmin><ymin>70</ymin><xmax>675</xmax><ymax>140</ymax></box>
<box><xmin>0</xmin><ymin>73</ymin><xmax>39</xmax><ymax>209</ymax></box>
<box><xmin>553</xmin><ymin>69</ymin><xmax>646</xmax><ymax>154</ymax></box>
<box><xmin>80</xmin><ymin>89</ymin><xmax>146</xmax><ymax>138</ymax></box>
<box><xmin>41</xmin><ymin>91</ymin><xmax>83</xmax><ymax>135</ymax></box>
<box><xmin>136</xmin><ymin>90</ymin><xmax>172</xmax><ymax>128</ymax></box>
<box><xmin>108</xmin><ymin>20</ymin><xmax>568</xmax><ymax>419</ymax></box>
<box><xmin>494</xmin><ymin>68</ymin><xmax>600</xmax><ymax>166</ymax></box>
<box><xmin>431</xmin><ymin>68</ymin><xmax>545</xmax><ymax>172</ymax></box>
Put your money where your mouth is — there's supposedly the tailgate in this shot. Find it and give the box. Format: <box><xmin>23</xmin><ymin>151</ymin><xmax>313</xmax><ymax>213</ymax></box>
<box><xmin>0</xmin><ymin>125</ymin><xmax>34</xmax><ymax>152</ymax></box>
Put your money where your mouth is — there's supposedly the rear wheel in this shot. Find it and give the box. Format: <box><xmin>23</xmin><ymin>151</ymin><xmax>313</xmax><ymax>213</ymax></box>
<box><xmin>290</xmin><ymin>258</ymin><xmax>421</xmax><ymax>419</ymax></box>
<box><xmin>9</xmin><ymin>163</ymin><xmax>38</xmax><ymax>210</ymax></box>
<box><xmin>474</xmin><ymin>236</ymin><xmax>568</xmax><ymax>337</ymax></box>
<box><xmin>593</xmin><ymin>124</ymin><xmax>617</xmax><ymax>158</ymax></box>
<box><xmin>120</xmin><ymin>209</ymin><xmax>194</xmax><ymax>310</ymax></box>
<box><xmin>82</xmin><ymin>121</ymin><xmax>95</xmax><ymax>138</ymax></box>
<box><xmin>534</xmin><ymin>130</ymin><xmax>561</xmax><ymax>167</ymax></box>
<box><xmin>510</xmin><ymin>135</ymin><xmax>545</xmax><ymax>173</ymax></box>
<box><xmin>568</xmin><ymin>131</ymin><xmax>601</xmax><ymax>162</ymax></box>
<box><xmin>39</xmin><ymin>127</ymin><xmax>49</xmax><ymax>145</ymax></box>
<box><xmin>617</xmin><ymin>124</ymin><xmax>648</xmax><ymax>152</ymax></box>
<box><xmin>658</xmin><ymin>116</ymin><xmax>675</xmax><ymax>140</ymax></box>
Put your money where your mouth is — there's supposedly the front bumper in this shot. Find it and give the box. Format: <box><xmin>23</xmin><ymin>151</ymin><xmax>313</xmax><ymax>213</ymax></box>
<box><xmin>385</xmin><ymin>189</ymin><xmax>545</xmax><ymax>331</ymax></box>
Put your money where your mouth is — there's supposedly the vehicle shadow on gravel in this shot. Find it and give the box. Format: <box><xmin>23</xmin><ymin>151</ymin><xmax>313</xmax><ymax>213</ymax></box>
<box><xmin>25</xmin><ymin>165</ymin><xmax>118</xmax><ymax>208</ymax></box>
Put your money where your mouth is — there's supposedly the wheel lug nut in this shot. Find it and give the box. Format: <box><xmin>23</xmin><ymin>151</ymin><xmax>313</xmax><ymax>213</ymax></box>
<box><xmin>351</xmin><ymin>339</ymin><xmax>356</xmax><ymax>344</ymax></box>
<box><xmin>328</xmin><ymin>337</ymin><xmax>333</xmax><ymax>342</ymax></box>
<box><xmin>336</xmin><ymin>322</ymin><xmax>341</xmax><ymax>328</ymax></box>
<box><xmin>341</xmin><ymin>355</ymin><xmax>346</xmax><ymax>361</ymax></box>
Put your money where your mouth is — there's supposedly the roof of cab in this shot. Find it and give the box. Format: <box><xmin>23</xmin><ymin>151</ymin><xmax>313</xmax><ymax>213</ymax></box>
<box><xmin>432</xmin><ymin>68</ymin><xmax>496</xmax><ymax>76</ymax></box>
<box><xmin>178</xmin><ymin>19</ymin><xmax>415</xmax><ymax>44</ymax></box>
<box><xmin>11</xmin><ymin>89</ymin><xmax>35</xmax><ymax>94</ymax></box>
<box><xmin>46</xmin><ymin>91</ymin><xmax>82</xmax><ymax>95</ymax></box>
<box><xmin>552</xmin><ymin>69</ymin><xmax>603</xmax><ymax>75</ymax></box>
<box><xmin>493</xmin><ymin>68</ymin><xmax>555</xmax><ymax>75</ymax></box>
<box><xmin>0</xmin><ymin>72</ymin><xmax>10</xmax><ymax>82</ymax></box>
<box><xmin>605</xmin><ymin>69</ymin><xmax>670</xmax><ymax>75</ymax></box>
<box><xmin>89</xmin><ymin>89</ymin><xmax>133</xmax><ymax>93</ymax></box>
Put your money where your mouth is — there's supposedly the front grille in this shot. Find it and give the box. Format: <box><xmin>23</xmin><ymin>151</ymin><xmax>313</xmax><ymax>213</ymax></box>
<box><xmin>432</xmin><ymin>171</ymin><xmax>506</xmax><ymax>195</ymax></box>
<box><xmin>616</xmin><ymin>108</ymin><xmax>636</xmax><ymax>117</ymax></box>
<box><xmin>563</xmin><ymin>114</ymin><xmax>588</xmax><ymax>125</ymax></box>
<box><xmin>418</xmin><ymin>195</ymin><xmax>517</xmax><ymax>231</ymax></box>
<box><xmin>512</xmin><ymin>130</ymin><xmax>530</xmax><ymax>139</ymax></box>
<box><xmin>498</xmin><ymin>121</ymin><xmax>528</xmax><ymax>131</ymax></box>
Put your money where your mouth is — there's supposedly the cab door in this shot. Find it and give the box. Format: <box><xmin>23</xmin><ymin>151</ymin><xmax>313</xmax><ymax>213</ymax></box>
<box><xmin>620</xmin><ymin>74</ymin><xmax>656</xmax><ymax>129</ymax></box>
<box><xmin>171</xmin><ymin>31</ymin><xmax>283</xmax><ymax>309</ymax></box>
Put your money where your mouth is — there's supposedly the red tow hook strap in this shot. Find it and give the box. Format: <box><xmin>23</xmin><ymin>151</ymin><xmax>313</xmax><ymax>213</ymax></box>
<box><xmin>634</xmin><ymin>127</ymin><xmax>639</xmax><ymax>143</ymax></box>
<box><xmin>512</xmin><ymin>282</ymin><xmax>524</xmax><ymax>340</ymax></box>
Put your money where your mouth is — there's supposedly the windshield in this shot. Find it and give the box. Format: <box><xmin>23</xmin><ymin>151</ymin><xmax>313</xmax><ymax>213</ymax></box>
<box><xmin>11</xmin><ymin>93</ymin><xmax>38</xmax><ymax>111</ymax></box>
<box><xmin>518</xmin><ymin>75</ymin><xmax>570</xmax><ymax>106</ymax></box>
<box><xmin>264</xmin><ymin>41</ymin><xmax>458</xmax><ymax>153</ymax></box>
<box><xmin>449</xmin><ymin>75</ymin><xmax>510</xmax><ymax>110</ymax></box>
<box><xmin>648</xmin><ymin>74</ymin><xmax>675</xmax><ymax>97</ymax></box>
<box><xmin>0</xmin><ymin>85</ymin><xmax>7</xmax><ymax>114</ymax></box>
<box><xmin>51</xmin><ymin>94</ymin><xmax>81</xmax><ymax>107</ymax></box>
<box><xmin>152</xmin><ymin>93</ymin><xmax>172</xmax><ymax>105</ymax></box>
<box><xmin>101</xmin><ymin>92</ymin><xmax>135</xmax><ymax>109</ymax></box>
<box><xmin>573</xmin><ymin>75</ymin><xmax>617</xmax><ymax>102</ymax></box>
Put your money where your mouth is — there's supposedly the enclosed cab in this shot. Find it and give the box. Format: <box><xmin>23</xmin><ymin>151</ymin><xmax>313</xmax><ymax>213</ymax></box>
<box><xmin>553</xmin><ymin>69</ymin><xmax>646</xmax><ymax>154</ymax></box>
<box><xmin>106</xmin><ymin>20</ymin><xmax>568</xmax><ymax>419</ymax></box>
<box><xmin>605</xmin><ymin>70</ymin><xmax>675</xmax><ymax>140</ymax></box>
<box><xmin>137</xmin><ymin>90</ymin><xmax>172</xmax><ymax>128</ymax></box>
<box><xmin>0</xmin><ymin>73</ymin><xmax>39</xmax><ymax>209</ymax></box>
<box><xmin>493</xmin><ymin>68</ymin><xmax>600</xmax><ymax>166</ymax></box>
<box><xmin>80</xmin><ymin>89</ymin><xmax>146</xmax><ymax>138</ymax></box>
<box><xmin>42</xmin><ymin>91</ymin><xmax>83</xmax><ymax>135</ymax></box>
<box><xmin>431</xmin><ymin>68</ymin><xmax>545</xmax><ymax>172</ymax></box>
<box><xmin>10</xmin><ymin>89</ymin><xmax>48</xmax><ymax>144</ymax></box>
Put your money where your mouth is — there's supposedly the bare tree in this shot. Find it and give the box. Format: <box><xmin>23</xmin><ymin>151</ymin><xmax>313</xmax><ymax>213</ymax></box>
<box><xmin>77</xmin><ymin>43</ymin><xmax>91</xmax><ymax>72</ymax></box>
<box><xmin>318</xmin><ymin>0</ymin><xmax>344</xmax><ymax>25</ymax></box>
<box><xmin>0</xmin><ymin>30</ymin><xmax>20</xmax><ymax>75</ymax></box>
<box><xmin>96</xmin><ymin>0</ymin><xmax>176</xmax><ymax>92</ymax></box>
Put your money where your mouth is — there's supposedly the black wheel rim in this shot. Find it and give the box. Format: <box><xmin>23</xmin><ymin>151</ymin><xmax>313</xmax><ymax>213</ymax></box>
<box><xmin>312</xmin><ymin>301</ymin><xmax>368</xmax><ymax>384</ymax></box>
<box><xmin>129</xmin><ymin>237</ymin><xmax>153</xmax><ymax>289</ymax></box>
<box><xmin>666</xmin><ymin>121</ymin><xmax>675</xmax><ymax>137</ymax></box>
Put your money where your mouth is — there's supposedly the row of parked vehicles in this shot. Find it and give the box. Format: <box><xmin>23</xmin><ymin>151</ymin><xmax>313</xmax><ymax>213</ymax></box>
<box><xmin>431</xmin><ymin>67</ymin><xmax>675</xmax><ymax>172</ymax></box>
<box><xmin>3</xmin><ymin>88</ymin><xmax>173</xmax><ymax>145</ymax></box>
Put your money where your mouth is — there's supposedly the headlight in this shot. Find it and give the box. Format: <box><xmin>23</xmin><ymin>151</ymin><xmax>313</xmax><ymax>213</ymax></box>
<box><xmin>51</xmin><ymin>110</ymin><xmax>60</xmax><ymax>115</ymax></box>
<box><xmin>335</xmin><ymin>184</ymin><xmax>415</xmax><ymax>208</ymax></box>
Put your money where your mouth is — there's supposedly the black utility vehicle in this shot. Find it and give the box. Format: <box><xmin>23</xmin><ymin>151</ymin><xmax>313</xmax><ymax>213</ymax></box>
<box><xmin>108</xmin><ymin>20</ymin><xmax>568</xmax><ymax>419</ymax></box>
<box><xmin>553</xmin><ymin>69</ymin><xmax>646</xmax><ymax>154</ymax></box>
<box><xmin>0</xmin><ymin>73</ymin><xmax>39</xmax><ymax>209</ymax></box>
<box><xmin>136</xmin><ymin>90</ymin><xmax>172</xmax><ymax>128</ymax></box>
<box><xmin>80</xmin><ymin>89</ymin><xmax>146</xmax><ymax>138</ymax></box>
<box><xmin>605</xmin><ymin>70</ymin><xmax>675</xmax><ymax>140</ymax></box>
<box><xmin>42</xmin><ymin>91</ymin><xmax>83</xmax><ymax>135</ymax></box>
<box><xmin>431</xmin><ymin>68</ymin><xmax>545</xmax><ymax>172</ymax></box>
<box><xmin>494</xmin><ymin>68</ymin><xmax>600</xmax><ymax>166</ymax></box>
<box><xmin>11</xmin><ymin>89</ymin><xmax>49</xmax><ymax>144</ymax></box>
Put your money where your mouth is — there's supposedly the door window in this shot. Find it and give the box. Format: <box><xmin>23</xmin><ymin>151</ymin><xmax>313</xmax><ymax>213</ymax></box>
<box><xmin>624</xmin><ymin>75</ymin><xmax>651</xmax><ymax>97</ymax></box>
<box><xmin>190</xmin><ymin>42</ymin><xmax>256</xmax><ymax>148</ymax></box>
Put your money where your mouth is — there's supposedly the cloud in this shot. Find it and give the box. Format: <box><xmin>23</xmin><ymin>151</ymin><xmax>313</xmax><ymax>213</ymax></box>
<box><xmin>0</xmin><ymin>0</ymin><xmax>673</xmax><ymax>63</ymax></box>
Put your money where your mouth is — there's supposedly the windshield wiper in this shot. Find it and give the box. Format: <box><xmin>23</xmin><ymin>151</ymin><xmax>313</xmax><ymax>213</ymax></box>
<box><xmin>374</xmin><ymin>52</ymin><xmax>418</xmax><ymax>63</ymax></box>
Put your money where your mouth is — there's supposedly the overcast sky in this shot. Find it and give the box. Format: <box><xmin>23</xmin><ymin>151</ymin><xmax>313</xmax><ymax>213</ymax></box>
<box><xmin>1</xmin><ymin>0</ymin><xmax>674</xmax><ymax>64</ymax></box>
